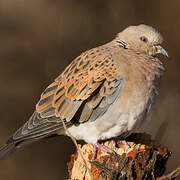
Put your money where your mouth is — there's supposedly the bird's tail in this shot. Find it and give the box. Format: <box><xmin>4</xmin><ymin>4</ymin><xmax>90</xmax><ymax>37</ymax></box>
<box><xmin>0</xmin><ymin>133</ymin><xmax>56</xmax><ymax>160</ymax></box>
<box><xmin>0</xmin><ymin>111</ymin><xmax>72</xmax><ymax>159</ymax></box>
<box><xmin>0</xmin><ymin>136</ymin><xmax>40</xmax><ymax>159</ymax></box>
<box><xmin>0</xmin><ymin>142</ymin><xmax>17</xmax><ymax>159</ymax></box>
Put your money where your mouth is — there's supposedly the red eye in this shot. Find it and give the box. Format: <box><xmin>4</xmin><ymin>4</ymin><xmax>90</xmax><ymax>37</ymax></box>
<box><xmin>140</xmin><ymin>36</ymin><xmax>148</xmax><ymax>43</ymax></box>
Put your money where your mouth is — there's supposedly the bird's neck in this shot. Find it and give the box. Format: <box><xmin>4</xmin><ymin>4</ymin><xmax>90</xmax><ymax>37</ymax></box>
<box><xmin>102</xmin><ymin>41</ymin><xmax>164</xmax><ymax>81</ymax></box>
<box><xmin>135</xmin><ymin>52</ymin><xmax>164</xmax><ymax>78</ymax></box>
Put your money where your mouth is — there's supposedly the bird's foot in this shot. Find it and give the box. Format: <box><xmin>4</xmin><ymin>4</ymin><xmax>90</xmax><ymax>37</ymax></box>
<box><xmin>92</xmin><ymin>142</ymin><xmax>116</xmax><ymax>160</ymax></box>
<box><xmin>118</xmin><ymin>140</ymin><xmax>131</xmax><ymax>148</ymax></box>
<box><xmin>112</xmin><ymin>139</ymin><xmax>131</xmax><ymax>148</ymax></box>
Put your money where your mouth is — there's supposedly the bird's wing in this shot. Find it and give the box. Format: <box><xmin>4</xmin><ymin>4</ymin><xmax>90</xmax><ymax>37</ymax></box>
<box><xmin>11</xmin><ymin>46</ymin><xmax>124</xmax><ymax>143</ymax></box>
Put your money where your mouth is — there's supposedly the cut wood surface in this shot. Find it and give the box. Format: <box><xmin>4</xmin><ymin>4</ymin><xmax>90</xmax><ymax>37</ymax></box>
<box><xmin>68</xmin><ymin>133</ymin><xmax>180</xmax><ymax>180</ymax></box>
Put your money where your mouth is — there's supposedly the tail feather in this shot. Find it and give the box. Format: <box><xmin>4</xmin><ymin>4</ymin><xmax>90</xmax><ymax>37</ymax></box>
<box><xmin>0</xmin><ymin>142</ymin><xmax>17</xmax><ymax>160</ymax></box>
<box><xmin>0</xmin><ymin>138</ymin><xmax>38</xmax><ymax>159</ymax></box>
<box><xmin>0</xmin><ymin>131</ymin><xmax>59</xmax><ymax>159</ymax></box>
<box><xmin>0</xmin><ymin>111</ymin><xmax>72</xmax><ymax>159</ymax></box>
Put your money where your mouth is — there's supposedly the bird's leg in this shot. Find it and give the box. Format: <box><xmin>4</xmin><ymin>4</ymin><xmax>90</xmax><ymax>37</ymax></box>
<box><xmin>92</xmin><ymin>142</ymin><xmax>116</xmax><ymax>160</ymax></box>
<box><xmin>111</xmin><ymin>139</ymin><xmax>131</xmax><ymax>148</ymax></box>
<box><xmin>111</xmin><ymin>132</ymin><xmax>131</xmax><ymax>149</ymax></box>
<box><xmin>111</xmin><ymin>139</ymin><xmax>119</xmax><ymax>148</ymax></box>
<box><xmin>119</xmin><ymin>140</ymin><xmax>131</xmax><ymax>148</ymax></box>
<box><xmin>111</xmin><ymin>138</ymin><xmax>131</xmax><ymax>149</ymax></box>
<box><xmin>92</xmin><ymin>144</ymin><xmax>98</xmax><ymax>160</ymax></box>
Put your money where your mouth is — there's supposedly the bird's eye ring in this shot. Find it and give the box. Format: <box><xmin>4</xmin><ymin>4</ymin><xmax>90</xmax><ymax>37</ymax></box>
<box><xmin>140</xmin><ymin>36</ymin><xmax>148</xmax><ymax>43</ymax></box>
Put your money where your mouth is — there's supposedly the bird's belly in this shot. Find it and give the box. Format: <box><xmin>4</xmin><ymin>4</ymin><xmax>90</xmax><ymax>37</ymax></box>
<box><xmin>67</xmin><ymin>97</ymin><xmax>147</xmax><ymax>144</ymax></box>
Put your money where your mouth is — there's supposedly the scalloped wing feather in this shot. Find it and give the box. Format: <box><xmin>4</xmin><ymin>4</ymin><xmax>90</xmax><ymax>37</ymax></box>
<box><xmin>10</xmin><ymin>45</ymin><xmax>123</xmax><ymax>144</ymax></box>
<box><xmin>36</xmin><ymin>46</ymin><xmax>123</xmax><ymax>124</ymax></box>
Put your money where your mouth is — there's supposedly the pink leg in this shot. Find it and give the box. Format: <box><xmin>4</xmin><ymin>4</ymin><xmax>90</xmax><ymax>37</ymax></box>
<box><xmin>111</xmin><ymin>139</ymin><xmax>118</xmax><ymax>148</ymax></box>
<box><xmin>92</xmin><ymin>144</ymin><xmax>98</xmax><ymax>160</ymax></box>
<box><xmin>92</xmin><ymin>142</ymin><xmax>115</xmax><ymax>160</ymax></box>
<box><xmin>111</xmin><ymin>138</ymin><xmax>130</xmax><ymax>149</ymax></box>
<box><xmin>120</xmin><ymin>140</ymin><xmax>131</xmax><ymax>148</ymax></box>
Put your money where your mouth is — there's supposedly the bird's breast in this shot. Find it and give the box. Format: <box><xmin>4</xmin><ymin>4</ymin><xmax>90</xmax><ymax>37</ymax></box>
<box><xmin>67</xmin><ymin>64</ymin><xmax>159</xmax><ymax>144</ymax></box>
<box><xmin>67</xmin><ymin>79</ymin><xmax>155</xmax><ymax>144</ymax></box>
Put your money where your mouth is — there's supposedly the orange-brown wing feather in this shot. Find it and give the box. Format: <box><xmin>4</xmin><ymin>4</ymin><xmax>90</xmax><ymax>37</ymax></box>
<box><xmin>36</xmin><ymin>46</ymin><xmax>123</xmax><ymax>124</ymax></box>
<box><xmin>2</xmin><ymin>45</ymin><xmax>124</xmax><ymax>151</ymax></box>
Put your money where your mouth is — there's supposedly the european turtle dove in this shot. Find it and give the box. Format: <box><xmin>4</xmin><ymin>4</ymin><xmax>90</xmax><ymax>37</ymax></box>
<box><xmin>0</xmin><ymin>24</ymin><xmax>168</xmax><ymax>159</ymax></box>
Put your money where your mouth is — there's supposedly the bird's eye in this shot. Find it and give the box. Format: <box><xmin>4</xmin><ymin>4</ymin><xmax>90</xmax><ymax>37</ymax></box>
<box><xmin>140</xmin><ymin>36</ymin><xmax>148</xmax><ymax>43</ymax></box>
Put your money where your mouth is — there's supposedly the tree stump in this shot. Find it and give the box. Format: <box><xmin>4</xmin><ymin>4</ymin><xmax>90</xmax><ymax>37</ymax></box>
<box><xmin>67</xmin><ymin>133</ymin><xmax>180</xmax><ymax>180</ymax></box>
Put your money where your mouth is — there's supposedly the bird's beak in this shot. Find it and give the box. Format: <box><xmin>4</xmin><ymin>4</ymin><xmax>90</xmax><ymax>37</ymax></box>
<box><xmin>155</xmin><ymin>45</ymin><xmax>168</xmax><ymax>57</ymax></box>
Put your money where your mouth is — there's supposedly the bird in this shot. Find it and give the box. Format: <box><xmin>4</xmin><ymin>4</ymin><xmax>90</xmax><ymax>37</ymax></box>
<box><xmin>0</xmin><ymin>24</ymin><xmax>168</xmax><ymax>159</ymax></box>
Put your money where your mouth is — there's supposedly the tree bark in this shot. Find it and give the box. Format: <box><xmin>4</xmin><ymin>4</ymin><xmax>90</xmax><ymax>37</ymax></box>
<box><xmin>67</xmin><ymin>133</ymin><xmax>180</xmax><ymax>180</ymax></box>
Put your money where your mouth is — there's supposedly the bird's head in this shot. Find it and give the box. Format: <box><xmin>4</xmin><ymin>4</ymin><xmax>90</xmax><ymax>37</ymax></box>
<box><xmin>115</xmin><ymin>24</ymin><xmax>168</xmax><ymax>57</ymax></box>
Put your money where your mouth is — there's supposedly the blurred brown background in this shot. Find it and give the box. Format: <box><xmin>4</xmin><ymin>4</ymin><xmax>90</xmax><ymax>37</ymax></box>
<box><xmin>0</xmin><ymin>0</ymin><xmax>179</xmax><ymax>179</ymax></box>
